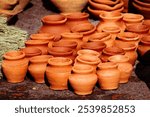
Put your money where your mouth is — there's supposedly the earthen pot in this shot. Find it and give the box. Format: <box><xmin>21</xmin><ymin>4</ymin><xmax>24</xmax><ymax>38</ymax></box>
<box><xmin>28</xmin><ymin>55</ymin><xmax>53</xmax><ymax>83</ymax></box>
<box><xmin>97</xmin><ymin>62</ymin><xmax>120</xmax><ymax>90</ymax></box>
<box><xmin>97</xmin><ymin>11</ymin><xmax>125</xmax><ymax>32</ymax></box>
<box><xmin>20</xmin><ymin>47</ymin><xmax>42</xmax><ymax>60</ymax></box>
<box><xmin>46</xmin><ymin>57</ymin><xmax>72</xmax><ymax>90</ymax></box>
<box><xmin>92</xmin><ymin>0</ymin><xmax>121</xmax><ymax>5</ymax></box>
<box><xmin>25</xmin><ymin>40</ymin><xmax>49</xmax><ymax>55</ymax></box>
<box><xmin>39</xmin><ymin>14</ymin><xmax>70</xmax><ymax>40</ymax></box>
<box><xmin>88</xmin><ymin>32</ymin><xmax>114</xmax><ymax>47</ymax></box>
<box><xmin>65</xmin><ymin>12</ymin><xmax>90</xmax><ymax>29</ymax></box>
<box><xmin>71</xmin><ymin>23</ymin><xmax>96</xmax><ymax>42</ymax></box>
<box><xmin>101</xmin><ymin>46</ymin><xmax>125</xmax><ymax>62</ymax></box>
<box><xmin>138</xmin><ymin>36</ymin><xmax>150</xmax><ymax>56</ymax></box>
<box><xmin>69</xmin><ymin>64</ymin><xmax>97</xmax><ymax>95</ymax></box>
<box><xmin>61</xmin><ymin>33</ymin><xmax>83</xmax><ymax>50</ymax></box>
<box><xmin>77</xmin><ymin>49</ymin><xmax>100</xmax><ymax>57</ymax></box>
<box><xmin>30</xmin><ymin>33</ymin><xmax>55</xmax><ymax>48</ymax></box>
<box><xmin>2</xmin><ymin>50</ymin><xmax>28</xmax><ymax>83</ymax></box>
<box><xmin>108</xmin><ymin>55</ymin><xmax>133</xmax><ymax>83</ymax></box>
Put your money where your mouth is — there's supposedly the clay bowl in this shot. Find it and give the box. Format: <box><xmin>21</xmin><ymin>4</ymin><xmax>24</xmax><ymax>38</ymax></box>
<box><xmin>102</xmin><ymin>26</ymin><xmax>121</xmax><ymax>34</ymax></box>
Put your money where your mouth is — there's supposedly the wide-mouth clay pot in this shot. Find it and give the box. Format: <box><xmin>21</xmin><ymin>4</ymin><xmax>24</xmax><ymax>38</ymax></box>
<box><xmin>30</xmin><ymin>33</ymin><xmax>55</xmax><ymax>41</ymax></box>
<box><xmin>77</xmin><ymin>49</ymin><xmax>100</xmax><ymax>57</ymax></box>
<box><xmin>102</xmin><ymin>26</ymin><xmax>121</xmax><ymax>34</ymax></box>
<box><xmin>66</xmin><ymin>12</ymin><xmax>89</xmax><ymax>20</ymax></box>
<box><xmin>92</xmin><ymin>0</ymin><xmax>120</xmax><ymax>5</ymax></box>
<box><xmin>29</xmin><ymin>55</ymin><xmax>53</xmax><ymax>63</ymax></box>
<box><xmin>25</xmin><ymin>40</ymin><xmax>49</xmax><ymax>46</ymax></box>
<box><xmin>100</xmin><ymin>11</ymin><xmax>123</xmax><ymax>20</ymax></box>
<box><xmin>61</xmin><ymin>32</ymin><xmax>83</xmax><ymax>39</ymax></box>
<box><xmin>108</xmin><ymin>55</ymin><xmax>129</xmax><ymax>63</ymax></box>
<box><xmin>98</xmin><ymin>62</ymin><xmax>118</xmax><ymax>69</ymax></box>
<box><xmin>115</xmin><ymin>42</ymin><xmax>137</xmax><ymax>51</ymax></box>
<box><xmin>117</xmin><ymin>32</ymin><xmax>139</xmax><ymax>41</ymax></box>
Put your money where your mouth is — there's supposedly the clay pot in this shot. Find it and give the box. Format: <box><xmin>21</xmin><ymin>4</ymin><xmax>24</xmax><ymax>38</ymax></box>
<box><xmin>101</xmin><ymin>46</ymin><xmax>125</xmax><ymax>62</ymax></box>
<box><xmin>25</xmin><ymin>40</ymin><xmax>49</xmax><ymax>55</ymax></box>
<box><xmin>61</xmin><ymin>33</ymin><xmax>83</xmax><ymax>50</ymax></box>
<box><xmin>30</xmin><ymin>33</ymin><xmax>55</xmax><ymax>48</ymax></box>
<box><xmin>122</xmin><ymin>13</ymin><xmax>144</xmax><ymax>26</ymax></box>
<box><xmin>69</xmin><ymin>64</ymin><xmax>97</xmax><ymax>95</ymax></box>
<box><xmin>50</xmin><ymin>0</ymin><xmax>88</xmax><ymax>13</ymax></box>
<box><xmin>88</xmin><ymin>32</ymin><xmax>114</xmax><ymax>47</ymax></box>
<box><xmin>2</xmin><ymin>50</ymin><xmax>28</xmax><ymax>83</ymax></box>
<box><xmin>97</xmin><ymin>11</ymin><xmax>125</xmax><ymax>32</ymax></box>
<box><xmin>20</xmin><ymin>47</ymin><xmax>42</xmax><ymax>60</ymax></box>
<box><xmin>39</xmin><ymin>14</ymin><xmax>70</xmax><ymax>40</ymax></box>
<box><xmin>28</xmin><ymin>55</ymin><xmax>53</xmax><ymax>83</ymax></box>
<box><xmin>0</xmin><ymin>0</ymin><xmax>18</xmax><ymax>10</ymax></box>
<box><xmin>92</xmin><ymin>0</ymin><xmax>121</xmax><ymax>5</ymax></box>
<box><xmin>114</xmin><ymin>42</ymin><xmax>138</xmax><ymax>65</ymax></box>
<box><xmin>108</xmin><ymin>55</ymin><xmax>133</xmax><ymax>83</ymax></box>
<box><xmin>71</xmin><ymin>23</ymin><xmax>96</xmax><ymax>42</ymax></box>
<box><xmin>97</xmin><ymin>62</ymin><xmax>120</xmax><ymax>90</ymax></box>
<box><xmin>138</xmin><ymin>36</ymin><xmax>150</xmax><ymax>56</ymax></box>
<box><xmin>77</xmin><ymin>49</ymin><xmax>100</xmax><ymax>57</ymax></box>
<box><xmin>65</xmin><ymin>12</ymin><xmax>90</xmax><ymax>29</ymax></box>
<box><xmin>46</xmin><ymin>57</ymin><xmax>72</xmax><ymax>90</ymax></box>
<box><xmin>81</xmin><ymin>41</ymin><xmax>106</xmax><ymax>54</ymax></box>
<box><xmin>48</xmin><ymin>47</ymin><xmax>74</xmax><ymax>61</ymax></box>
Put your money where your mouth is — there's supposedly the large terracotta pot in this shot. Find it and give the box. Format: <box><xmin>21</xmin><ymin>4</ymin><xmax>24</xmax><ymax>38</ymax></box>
<box><xmin>97</xmin><ymin>62</ymin><xmax>120</xmax><ymax>90</ymax></box>
<box><xmin>46</xmin><ymin>57</ymin><xmax>72</xmax><ymax>90</ymax></box>
<box><xmin>2</xmin><ymin>50</ymin><xmax>28</xmax><ymax>83</ymax></box>
<box><xmin>108</xmin><ymin>55</ymin><xmax>133</xmax><ymax>83</ymax></box>
<box><xmin>69</xmin><ymin>64</ymin><xmax>97</xmax><ymax>95</ymax></box>
<box><xmin>28</xmin><ymin>55</ymin><xmax>53</xmax><ymax>83</ymax></box>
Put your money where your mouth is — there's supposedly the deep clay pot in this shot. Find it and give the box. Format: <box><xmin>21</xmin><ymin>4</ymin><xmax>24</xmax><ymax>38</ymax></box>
<box><xmin>46</xmin><ymin>57</ymin><xmax>72</xmax><ymax>90</ymax></box>
<box><xmin>108</xmin><ymin>55</ymin><xmax>133</xmax><ymax>83</ymax></box>
<box><xmin>69</xmin><ymin>64</ymin><xmax>97</xmax><ymax>95</ymax></box>
<box><xmin>28</xmin><ymin>55</ymin><xmax>53</xmax><ymax>83</ymax></box>
<box><xmin>97</xmin><ymin>62</ymin><xmax>120</xmax><ymax>90</ymax></box>
<box><xmin>2</xmin><ymin>50</ymin><xmax>28</xmax><ymax>83</ymax></box>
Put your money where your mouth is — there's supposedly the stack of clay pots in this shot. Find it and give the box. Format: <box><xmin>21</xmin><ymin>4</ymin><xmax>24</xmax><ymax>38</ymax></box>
<box><xmin>88</xmin><ymin>0</ymin><xmax>124</xmax><ymax>18</ymax></box>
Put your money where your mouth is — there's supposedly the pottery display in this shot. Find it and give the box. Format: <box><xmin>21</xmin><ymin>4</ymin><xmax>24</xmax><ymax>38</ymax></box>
<box><xmin>69</xmin><ymin>64</ymin><xmax>97</xmax><ymax>95</ymax></box>
<box><xmin>28</xmin><ymin>55</ymin><xmax>53</xmax><ymax>83</ymax></box>
<box><xmin>50</xmin><ymin>0</ymin><xmax>88</xmax><ymax>13</ymax></box>
<box><xmin>46</xmin><ymin>57</ymin><xmax>72</xmax><ymax>90</ymax></box>
<box><xmin>25</xmin><ymin>40</ymin><xmax>49</xmax><ymax>55</ymax></box>
<box><xmin>108</xmin><ymin>55</ymin><xmax>133</xmax><ymax>83</ymax></box>
<box><xmin>97</xmin><ymin>62</ymin><xmax>120</xmax><ymax>90</ymax></box>
<box><xmin>2</xmin><ymin>50</ymin><xmax>28</xmax><ymax>83</ymax></box>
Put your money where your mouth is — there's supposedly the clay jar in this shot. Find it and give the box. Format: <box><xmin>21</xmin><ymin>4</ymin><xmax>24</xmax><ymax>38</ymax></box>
<box><xmin>69</xmin><ymin>64</ymin><xmax>97</xmax><ymax>95</ymax></box>
<box><xmin>97</xmin><ymin>62</ymin><xmax>120</xmax><ymax>90</ymax></box>
<box><xmin>46</xmin><ymin>57</ymin><xmax>72</xmax><ymax>90</ymax></box>
<box><xmin>48</xmin><ymin>47</ymin><xmax>74</xmax><ymax>61</ymax></box>
<box><xmin>108</xmin><ymin>55</ymin><xmax>133</xmax><ymax>83</ymax></box>
<box><xmin>101</xmin><ymin>46</ymin><xmax>125</xmax><ymax>62</ymax></box>
<box><xmin>71</xmin><ymin>23</ymin><xmax>96</xmax><ymax>42</ymax></box>
<box><xmin>88</xmin><ymin>32</ymin><xmax>114</xmax><ymax>47</ymax></box>
<box><xmin>77</xmin><ymin>49</ymin><xmax>100</xmax><ymax>58</ymax></box>
<box><xmin>138</xmin><ymin>36</ymin><xmax>150</xmax><ymax>56</ymax></box>
<box><xmin>28</xmin><ymin>55</ymin><xmax>53</xmax><ymax>83</ymax></box>
<box><xmin>97</xmin><ymin>11</ymin><xmax>125</xmax><ymax>32</ymax></box>
<box><xmin>39</xmin><ymin>14</ymin><xmax>70</xmax><ymax>40</ymax></box>
<box><xmin>61</xmin><ymin>33</ymin><xmax>83</xmax><ymax>50</ymax></box>
<box><xmin>25</xmin><ymin>40</ymin><xmax>49</xmax><ymax>55</ymax></box>
<box><xmin>20</xmin><ymin>47</ymin><xmax>42</xmax><ymax>60</ymax></box>
<box><xmin>2</xmin><ymin>50</ymin><xmax>28</xmax><ymax>83</ymax></box>
<box><xmin>65</xmin><ymin>12</ymin><xmax>90</xmax><ymax>29</ymax></box>
<box><xmin>30</xmin><ymin>33</ymin><xmax>55</xmax><ymax>48</ymax></box>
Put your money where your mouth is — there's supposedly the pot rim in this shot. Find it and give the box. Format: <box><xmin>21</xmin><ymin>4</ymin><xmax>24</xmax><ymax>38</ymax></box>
<box><xmin>102</xmin><ymin>26</ymin><xmax>121</xmax><ymax>34</ymax></box>
<box><xmin>61</xmin><ymin>32</ymin><xmax>83</xmax><ymax>39</ymax></box>
<box><xmin>126</xmin><ymin>24</ymin><xmax>149</xmax><ymax>33</ymax></box>
<box><xmin>30</xmin><ymin>33</ymin><xmax>55</xmax><ymax>40</ymax></box>
<box><xmin>29</xmin><ymin>55</ymin><xmax>53</xmax><ymax>63</ymax></box>
<box><xmin>25</xmin><ymin>40</ymin><xmax>49</xmax><ymax>45</ymax></box>
<box><xmin>20</xmin><ymin>47</ymin><xmax>42</xmax><ymax>56</ymax></box>
<box><xmin>117</xmin><ymin>32</ymin><xmax>139</xmax><ymax>41</ymax></box>
<box><xmin>140</xmin><ymin>36</ymin><xmax>150</xmax><ymax>45</ymax></box>
<box><xmin>66</xmin><ymin>12</ymin><xmax>89</xmax><ymax>20</ymax></box>
<box><xmin>108</xmin><ymin>55</ymin><xmax>129</xmax><ymax>63</ymax></box>
<box><xmin>98</xmin><ymin>62</ymin><xmax>118</xmax><ymax>69</ymax></box>
<box><xmin>77</xmin><ymin>49</ymin><xmax>100</xmax><ymax>57</ymax></box>
<box><xmin>92</xmin><ymin>0</ymin><xmax>120</xmax><ymax>5</ymax></box>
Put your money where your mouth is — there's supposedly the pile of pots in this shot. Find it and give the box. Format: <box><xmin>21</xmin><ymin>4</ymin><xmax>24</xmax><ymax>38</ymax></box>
<box><xmin>1</xmin><ymin>12</ymin><xmax>150</xmax><ymax>96</ymax></box>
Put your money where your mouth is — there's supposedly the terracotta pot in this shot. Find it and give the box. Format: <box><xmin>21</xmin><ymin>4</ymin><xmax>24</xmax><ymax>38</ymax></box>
<box><xmin>88</xmin><ymin>32</ymin><xmax>114</xmax><ymax>47</ymax></box>
<box><xmin>0</xmin><ymin>0</ymin><xmax>18</xmax><ymax>10</ymax></box>
<box><xmin>61</xmin><ymin>33</ymin><xmax>83</xmax><ymax>50</ymax></box>
<box><xmin>48</xmin><ymin>47</ymin><xmax>74</xmax><ymax>61</ymax></box>
<box><xmin>81</xmin><ymin>41</ymin><xmax>106</xmax><ymax>54</ymax></box>
<box><xmin>50</xmin><ymin>0</ymin><xmax>88</xmax><ymax>13</ymax></box>
<box><xmin>71</xmin><ymin>23</ymin><xmax>96</xmax><ymax>42</ymax></box>
<box><xmin>108</xmin><ymin>55</ymin><xmax>133</xmax><ymax>83</ymax></box>
<box><xmin>20</xmin><ymin>47</ymin><xmax>42</xmax><ymax>60</ymax></box>
<box><xmin>25</xmin><ymin>40</ymin><xmax>49</xmax><ymax>55</ymax></box>
<box><xmin>69</xmin><ymin>64</ymin><xmax>97</xmax><ymax>95</ymax></box>
<box><xmin>46</xmin><ymin>57</ymin><xmax>72</xmax><ymax>90</ymax></box>
<box><xmin>97</xmin><ymin>62</ymin><xmax>120</xmax><ymax>90</ymax></box>
<box><xmin>28</xmin><ymin>55</ymin><xmax>53</xmax><ymax>83</ymax></box>
<box><xmin>114</xmin><ymin>42</ymin><xmax>138</xmax><ymax>65</ymax></box>
<box><xmin>65</xmin><ymin>12</ymin><xmax>90</xmax><ymax>29</ymax></box>
<box><xmin>2</xmin><ymin>50</ymin><xmax>28</xmax><ymax>83</ymax></box>
<box><xmin>39</xmin><ymin>14</ymin><xmax>70</xmax><ymax>40</ymax></box>
<box><xmin>97</xmin><ymin>11</ymin><xmax>125</xmax><ymax>32</ymax></box>
<box><xmin>101</xmin><ymin>46</ymin><xmax>125</xmax><ymax>62</ymax></box>
<box><xmin>138</xmin><ymin>36</ymin><xmax>150</xmax><ymax>56</ymax></box>
<box><xmin>30</xmin><ymin>33</ymin><xmax>55</xmax><ymax>48</ymax></box>
<box><xmin>92</xmin><ymin>0</ymin><xmax>121</xmax><ymax>5</ymax></box>
<box><xmin>77</xmin><ymin>49</ymin><xmax>100</xmax><ymax>57</ymax></box>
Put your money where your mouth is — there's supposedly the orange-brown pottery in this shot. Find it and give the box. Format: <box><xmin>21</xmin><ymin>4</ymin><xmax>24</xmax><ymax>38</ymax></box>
<box><xmin>77</xmin><ymin>49</ymin><xmax>100</xmax><ymax>57</ymax></box>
